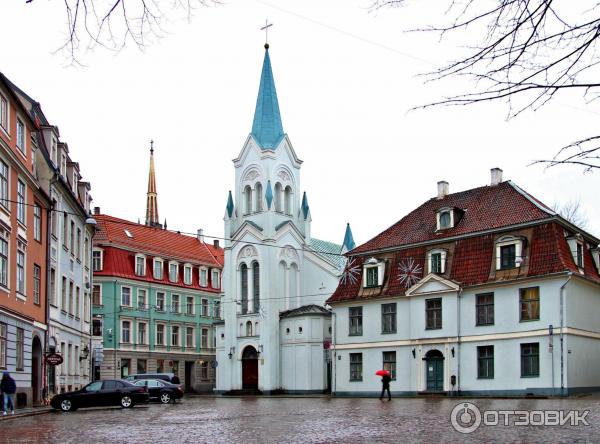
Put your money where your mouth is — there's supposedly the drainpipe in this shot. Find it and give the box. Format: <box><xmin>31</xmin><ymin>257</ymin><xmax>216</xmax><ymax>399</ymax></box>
<box><xmin>559</xmin><ymin>273</ymin><xmax>572</xmax><ymax>396</ymax></box>
<box><xmin>330</xmin><ymin>308</ymin><xmax>336</xmax><ymax>396</ymax></box>
<box><xmin>114</xmin><ymin>279</ymin><xmax>118</xmax><ymax>379</ymax></box>
<box><xmin>43</xmin><ymin>197</ymin><xmax>55</xmax><ymax>398</ymax></box>
<box><xmin>456</xmin><ymin>287</ymin><xmax>463</xmax><ymax>396</ymax></box>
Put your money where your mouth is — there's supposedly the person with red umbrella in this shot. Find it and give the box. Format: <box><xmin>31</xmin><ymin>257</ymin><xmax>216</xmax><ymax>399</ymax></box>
<box><xmin>376</xmin><ymin>369</ymin><xmax>392</xmax><ymax>401</ymax></box>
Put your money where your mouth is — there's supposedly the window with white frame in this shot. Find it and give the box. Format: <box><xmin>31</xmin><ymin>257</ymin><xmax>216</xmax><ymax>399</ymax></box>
<box><xmin>16</xmin><ymin>179</ymin><xmax>25</xmax><ymax>224</ymax></box>
<box><xmin>186</xmin><ymin>326</ymin><xmax>194</xmax><ymax>348</ymax></box>
<box><xmin>0</xmin><ymin>322</ymin><xmax>6</xmax><ymax>368</ymax></box>
<box><xmin>437</xmin><ymin>209</ymin><xmax>453</xmax><ymax>230</ymax></box>
<box><xmin>83</xmin><ymin>237</ymin><xmax>89</xmax><ymax>268</ymax></box>
<box><xmin>153</xmin><ymin>258</ymin><xmax>163</xmax><ymax>279</ymax></box>
<box><xmin>171</xmin><ymin>294</ymin><xmax>180</xmax><ymax>313</ymax></box>
<box><xmin>137</xmin><ymin>289</ymin><xmax>147</xmax><ymax>310</ymax></box>
<box><xmin>137</xmin><ymin>322</ymin><xmax>147</xmax><ymax>345</ymax></box>
<box><xmin>121</xmin><ymin>320</ymin><xmax>131</xmax><ymax>343</ymax></box>
<box><xmin>495</xmin><ymin>236</ymin><xmax>523</xmax><ymax>270</ymax></box>
<box><xmin>427</xmin><ymin>249</ymin><xmax>447</xmax><ymax>274</ymax></box>
<box><xmin>186</xmin><ymin>296</ymin><xmax>194</xmax><ymax>315</ymax></box>
<box><xmin>201</xmin><ymin>328</ymin><xmax>209</xmax><ymax>348</ymax></box>
<box><xmin>200</xmin><ymin>267</ymin><xmax>208</xmax><ymax>287</ymax></box>
<box><xmin>16</xmin><ymin>245</ymin><xmax>25</xmax><ymax>295</ymax></box>
<box><xmin>156</xmin><ymin>323</ymin><xmax>165</xmax><ymax>345</ymax></box>
<box><xmin>0</xmin><ymin>95</ymin><xmax>7</xmax><ymax>132</ymax></box>
<box><xmin>76</xmin><ymin>228</ymin><xmax>81</xmax><ymax>260</ymax></box>
<box><xmin>16</xmin><ymin>118</ymin><xmax>25</xmax><ymax>155</ymax></box>
<box><xmin>33</xmin><ymin>204</ymin><xmax>42</xmax><ymax>241</ymax></box>
<box><xmin>566</xmin><ymin>235</ymin><xmax>585</xmax><ymax>269</ymax></box>
<box><xmin>169</xmin><ymin>262</ymin><xmax>179</xmax><ymax>282</ymax></box>
<box><xmin>135</xmin><ymin>255</ymin><xmax>146</xmax><ymax>276</ymax></box>
<box><xmin>0</xmin><ymin>160</ymin><xmax>8</xmax><ymax>210</ymax></box>
<box><xmin>171</xmin><ymin>325</ymin><xmax>180</xmax><ymax>346</ymax></box>
<box><xmin>92</xmin><ymin>284</ymin><xmax>101</xmax><ymax>306</ymax></box>
<box><xmin>33</xmin><ymin>264</ymin><xmax>41</xmax><ymax>305</ymax></box>
<box><xmin>121</xmin><ymin>286</ymin><xmax>132</xmax><ymax>307</ymax></box>
<box><xmin>211</xmin><ymin>269</ymin><xmax>220</xmax><ymax>289</ymax></box>
<box><xmin>92</xmin><ymin>249</ymin><xmax>103</xmax><ymax>271</ymax></box>
<box><xmin>363</xmin><ymin>258</ymin><xmax>384</xmax><ymax>288</ymax></box>
<box><xmin>156</xmin><ymin>292</ymin><xmax>165</xmax><ymax>311</ymax></box>
<box><xmin>0</xmin><ymin>232</ymin><xmax>8</xmax><ymax>288</ymax></box>
<box><xmin>184</xmin><ymin>264</ymin><xmax>192</xmax><ymax>285</ymax></box>
<box><xmin>201</xmin><ymin>298</ymin><xmax>209</xmax><ymax>317</ymax></box>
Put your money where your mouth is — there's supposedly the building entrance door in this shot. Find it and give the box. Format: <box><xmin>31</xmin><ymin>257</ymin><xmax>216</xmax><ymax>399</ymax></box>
<box><xmin>184</xmin><ymin>361</ymin><xmax>194</xmax><ymax>393</ymax></box>
<box><xmin>241</xmin><ymin>346</ymin><xmax>258</xmax><ymax>389</ymax></box>
<box><xmin>425</xmin><ymin>350</ymin><xmax>444</xmax><ymax>392</ymax></box>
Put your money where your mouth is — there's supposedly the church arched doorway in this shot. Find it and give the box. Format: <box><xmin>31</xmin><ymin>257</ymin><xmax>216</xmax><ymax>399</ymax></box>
<box><xmin>241</xmin><ymin>346</ymin><xmax>258</xmax><ymax>389</ymax></box>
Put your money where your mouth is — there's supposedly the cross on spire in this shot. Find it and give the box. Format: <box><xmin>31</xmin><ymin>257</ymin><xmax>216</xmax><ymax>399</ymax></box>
<box><xmin>150</xmin><ymin>139</ymin><xmax>154</xmax><ymax>154</ymax></box>
<box><xmin>261</xmin><ymin>19</ymin><xmax>273</xmax><ymax>47</ymax></box>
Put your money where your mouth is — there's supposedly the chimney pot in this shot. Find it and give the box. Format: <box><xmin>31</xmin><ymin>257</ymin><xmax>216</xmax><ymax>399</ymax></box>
<box><xmin>93</xmin><ymin>206</ymin><xmax>100</xmax><ymax>215</ymax></box>
<box><xmin>197</xmin><ymin>229</ymin><xmax>204</xmax><ymax>242</ymax></box>
<box><xmin>213</xmin><ymin>239</ymin><xmax>220</xmax><ymax>249</ymax></box>
<box><xmin>437</xmin><ymin>181</ymin><xmax>449</xmax><ymax>199</ymax></box>
<box><xmin>491</xmin><ymin>168</ymin><xmax>503</xmax><ymax>186</ymax></box>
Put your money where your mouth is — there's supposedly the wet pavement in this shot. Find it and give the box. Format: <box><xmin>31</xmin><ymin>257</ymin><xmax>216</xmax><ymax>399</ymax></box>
<box><xmin>1</xmin><ymin>396</ymin><xmax>599</xmax><ymax>443</ymax></box>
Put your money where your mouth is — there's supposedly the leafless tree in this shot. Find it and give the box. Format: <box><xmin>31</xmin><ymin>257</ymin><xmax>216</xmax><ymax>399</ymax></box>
<box><xmin>26</xmin><ymin>0</ymin><xmax>219</xmax><ymax>62</ymax></box>
<box><xmin>553</xmin><ymin>199</ymin><xmax>589</xmax><ymax>229</ymax></box>
<box><xmin>372</xmin><ymin>0</ymin><xmax>600</xmax><ymax>172</ymax></box>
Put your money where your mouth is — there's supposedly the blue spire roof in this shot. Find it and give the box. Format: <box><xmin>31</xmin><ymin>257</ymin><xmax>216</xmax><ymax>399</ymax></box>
<box><xmin>251</xmin><ymin>46</ymin><xmax>284</xmax><ymax>149</ymax></box>
<box><xmin>226</xmin><ymin>190</ymin><xmax>234</xmax><ymax>217</ymax></box>
<box><xmin>301</xmin><ymin>192</ymin><xmax>310</xmax><ymax>219</ymax></box>
<box><xmin>342</xmin><ymin>223</ymin><xmax>356</xmax><ymax>252</ymax></box>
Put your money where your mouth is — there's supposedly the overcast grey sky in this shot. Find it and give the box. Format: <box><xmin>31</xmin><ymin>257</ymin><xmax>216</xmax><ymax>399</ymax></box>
<box><xmin>1</xmin><ymin>0</ymin><xmax>598</xmax><ymax>246</ymax></box>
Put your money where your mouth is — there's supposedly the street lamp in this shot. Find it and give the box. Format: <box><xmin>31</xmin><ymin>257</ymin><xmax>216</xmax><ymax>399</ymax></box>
<box><xmin>228</xmin><ymin>347</ymin><xmax>235</xmax><ymax>359</ymax></box>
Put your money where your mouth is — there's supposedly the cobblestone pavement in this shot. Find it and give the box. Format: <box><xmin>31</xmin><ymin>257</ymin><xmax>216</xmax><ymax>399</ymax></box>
<box><xmin>1</xmin><ymin>396</ymin><xmax>599</xmax><ymax>443</ymax></box>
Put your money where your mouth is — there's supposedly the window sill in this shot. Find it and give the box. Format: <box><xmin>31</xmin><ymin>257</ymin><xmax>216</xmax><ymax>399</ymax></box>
<box><xmin>16</xmin><ymin>293</ymin><xmax>26</xmax><ymax>301</ymax></box>
<box><xmin>349</xmin><ymin>379</ymin><xmax>363</xmax><ymax>382</ymax></box>
<box><xmin>425</xmin><ymin>327</ymin><xmax>442</xmax><ymax>330</ymax></box>
<box><xmin>477</xmin><ymin>377</ymin><xmax>494</xmax><ymax>380</ymax></box>
<box><xmin>475</xmin><ymin>323</ymin><xmax>494</xmax><ymax>327</ymax></box>
<box><xmin>381</xmin><ymin>331</ymin><xmax>397</xmax><ymax>335</ymax></box>
<box><xmin>519</xmin><ymin>319</ymin><xmax>540</xmax><ymax>323</ymax></box>
<box><xmin>348</xmin><ymin>333</ymin><xmax>363</xmax><ymax>337</ymax></box>
<box><xmin>364</xmin><ymin>285</ymin><xmax>380</xmax><ymax>289</ymax></box>
<box><xmin>520</xmin><ymin>375</ymin><xmax>540</xmax><ymax>378</ymax></box>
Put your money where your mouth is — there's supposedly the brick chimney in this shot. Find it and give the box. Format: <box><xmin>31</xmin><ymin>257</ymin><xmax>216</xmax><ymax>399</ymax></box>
<box><xmin>490</xmin><ymin>168</ymin><xmax>503</xmax><ymax>186</ymax></box>
<box><xmin>197</xmin><ymin>229</ymin><xmax>204</xmax><ymax>242</ymax></box>
<box><xmin>213</xmin><ymin>239</ymin><xmax>220</xmax><ymax>249</ymax></box>
<box><xmin>93</xmin><ymin>206</ymin><xmax>100</xmax><ymax>215</ymax></box>
<box><xmin>437</xmin><ymin>181</ymin><xmax>449</xmax><ymax>199</ymax></box>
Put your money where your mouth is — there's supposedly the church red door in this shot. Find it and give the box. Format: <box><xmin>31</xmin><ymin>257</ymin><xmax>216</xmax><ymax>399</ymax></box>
<box><xmin>242</xmin><ymin>346</ymin><xmax>258</xmax><ymax>389</ymax></box>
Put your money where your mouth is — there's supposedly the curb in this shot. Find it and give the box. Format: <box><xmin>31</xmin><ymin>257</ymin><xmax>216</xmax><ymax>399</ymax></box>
<box><xmin>0</xmin><ymin>408</ymin><xmax>53</xmax><ymax>421</ymax></box>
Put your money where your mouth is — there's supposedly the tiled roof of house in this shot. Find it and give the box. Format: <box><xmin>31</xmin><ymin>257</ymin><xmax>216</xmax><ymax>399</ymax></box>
<box><xmin>351</xmin><ymin>181</ymin><xmax>553</xmax><ymax>254</ymax></box>
<box><xmin>94</xmin><ymin>214</ymin><xmax>222</xmax><ymax>267</ymax></box>
<box><xmin>328</xmin><ymin>182</ymin><xmax>600</xmax><ymax>304</ymax></box>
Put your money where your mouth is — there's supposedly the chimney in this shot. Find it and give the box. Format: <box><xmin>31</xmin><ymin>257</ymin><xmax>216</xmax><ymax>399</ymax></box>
<box><xmin>197</xmin><ymin>229</ymin><xmax>204</xmax><ymax>242</ymax></box>
<box><xmin>93</xmin><ymin>206</ymin><xmax>100</xmax><ymax>215</ymax></box>
<box><xmin>490</xmin><ymin>168</ymin><xmax>503</xmax><ymax>186</ymax></box>
<box><xmin>213</xmin><ymin>239</ymin><xmax>220</xmax><ymax>249</ymax></box>
<box><xmin>437</xmin><ymin>181</ymin><xmax>449</xmax><ymax>199</ymax></box>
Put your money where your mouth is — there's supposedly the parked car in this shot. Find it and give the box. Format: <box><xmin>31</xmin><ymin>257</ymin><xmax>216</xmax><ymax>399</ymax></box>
<box><xmin>132</xmin><ymin>379</ymin><xmax>184</xmax><ymax>404</ymax></box>
<box><xmin>50</xmin><ymin>379</ymin><xmax>149</xmax><ymax>412</ymax></box>
<box><xmin>125</xmin><ymin>373</ymin><xmax>180</xmax><ymax>384</ymax></box>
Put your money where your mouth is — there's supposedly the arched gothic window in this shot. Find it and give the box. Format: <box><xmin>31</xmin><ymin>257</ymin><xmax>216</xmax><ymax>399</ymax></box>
<box><xmin>240</xmin><ymin>264</ymin><xmax>248</xmax><ymax>314</ymax></box>
<box><xmin>274</xmin><ymin>183</ymin><xmax>283</xmax><ymax>212</ymax></box>
<box><xmin>244</xmin><ymin>186</ymin><xmax>252</xmax><ymax>215</ymax></box>
<box><xmin>289</xmin><ymin>263</ymin><xmax>299</xmax><ymax>309</ymax></box>
<box><xmin>284</xmin><ymin>186</ymin><xmax>292</xmax><ymax>215</ymax></box>
<box><xmin>254</xmin><ymin>322</ymin><xmax>259</xmax><ymax>336</ymax></box>
<box><xmin>253</xmin><ymin>262</ymin><xmax>260</xmax><ymax>312</ymax></box>
<box><xmin>246</xmin><ymin>320</ymin><xmax>253</xmax><ymax>337</ymax></box>
<box><xmin>255</xmin><ymin>183</ymin><xmax>263</xmax><ymax>212</ymax></box>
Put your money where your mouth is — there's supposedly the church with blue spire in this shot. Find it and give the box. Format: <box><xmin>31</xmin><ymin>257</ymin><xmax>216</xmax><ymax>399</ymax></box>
<box><xmin>216</xmin><ymin>43</ymin><xmax>354</xmax><ymax>394</ymax></box>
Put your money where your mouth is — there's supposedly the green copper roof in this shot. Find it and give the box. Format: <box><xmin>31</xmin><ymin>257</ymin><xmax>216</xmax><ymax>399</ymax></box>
<box><xmin>226</xmin><ymin>190</ymin><xmax>234</xmax><ymax>218</ymax></box>
<box><xmin>251</xmin><ymin>47</ymin><xmax>284</xmax><ymax>149</ymax></box>
<box><xmin>342</xmin><ymin>223</ymin><xmax>356</xmax><ymax>252</ymax></box>
<box><xmin>310</xmin><ymin>238</ymin><xmax>344</xmax><ymax>270</ymax></box>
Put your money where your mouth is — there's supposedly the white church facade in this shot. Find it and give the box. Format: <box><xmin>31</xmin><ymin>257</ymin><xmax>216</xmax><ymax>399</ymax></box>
<box><xmin>215</xmin><ymin>44</ymin><xmax>354</xmax><ymax>394</ymax></box>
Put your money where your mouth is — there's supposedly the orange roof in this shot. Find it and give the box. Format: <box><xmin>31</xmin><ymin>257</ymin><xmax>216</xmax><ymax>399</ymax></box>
<box><xmin>93</xmin><ymin>214</ymin><xmax>222</xmax><ymax>267</ymax></box>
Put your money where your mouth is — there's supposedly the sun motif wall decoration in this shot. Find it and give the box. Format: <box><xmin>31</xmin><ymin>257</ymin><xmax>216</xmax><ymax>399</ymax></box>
<box><xmin>340</xmin><ymin>258</ymin><xmax>361</xmax><ymax>285</ymax></box>
<box><xmin>398</xmin><ymin>258</ymin><xmax>422</xmax><ymax>288</ymax></box>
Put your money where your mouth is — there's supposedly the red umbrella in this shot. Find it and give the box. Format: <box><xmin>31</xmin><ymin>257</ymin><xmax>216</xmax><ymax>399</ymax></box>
<box><xmin>375</xmin><ymin>370</ymin><xmax>390</xmax><ymax>377</ymax></box>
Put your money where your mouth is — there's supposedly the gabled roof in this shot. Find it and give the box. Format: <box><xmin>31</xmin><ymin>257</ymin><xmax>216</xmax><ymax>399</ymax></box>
<box><xmin>280</xmin><ymin>304</ymin><xmax>331</xmax><ymax>318</ymax></box>
<box><xmin>352</xmin><ymin>181</ymin><xmax>554</xmax><ymax>255</ymax></box>
<box><xmin>251</xmin><ymin>46</ymin><xmax>285</xmax><ymax>149</ymax></box>
<box><xmin>94</xmin><ymin>214</ymin><xmax>222</xmax><ymax>267</ymax></box>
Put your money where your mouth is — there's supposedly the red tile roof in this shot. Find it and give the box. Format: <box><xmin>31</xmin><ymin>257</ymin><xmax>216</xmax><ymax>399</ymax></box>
<box><xmin>328</xmin><ymin>182</ymin><xmax>600</xmax><ymax>304</ymax></box>
<box><xmin>93</xmin><ymin>214</ymin><xmax>222</xmax><ymax>267</ymax></box>
<box><xmin>351</xmin><ymin>181</ymin><xmax>552</xmax><ymax>255</ymax></box>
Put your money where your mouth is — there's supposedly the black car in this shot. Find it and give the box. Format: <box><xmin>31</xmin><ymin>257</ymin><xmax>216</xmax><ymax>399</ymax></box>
<box><xmin>133</xmin><ymin>379</ymin><xmax>184</xmax><ymax>404</ymax></box>
<box><xmin>51</xmin><ymin>379</ymin><xmax>149</xmax><ymax>412</ymax></box>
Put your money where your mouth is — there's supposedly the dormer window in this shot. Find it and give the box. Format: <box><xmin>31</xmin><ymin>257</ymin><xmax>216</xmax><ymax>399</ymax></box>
<box><xmin>566</xmin><ymin>234</ymin><xmax>585</xmax><ymax>270</ymax></box>
<box><xmin>427</xmin><ymin>249</ymin><xmax>447</xmax><ymax>274</ymax></box>
<box><xmin>169</xmin><ymin>262</ymin><xmax>179</xmax><ymax>283</ymax></box>
<box><xmin>183</xmin><ymin>264</ymin><xmax>192</xmax><ymax>285</ymax></box>
<box><xmin>436</xmin><ymin>207</ymin><xmax>455</xmax><ymax>231</ymax></box>
<box><xmin>495</xmin><ymin>236</ymin><xmax>524</xmax><ymax>270</ymax></box>
<box><xmin>135</xmin><ymin>255</ymin><xmax>146</xmax><ymax>276</ymax></box>
<box><xmin>363</xmin><ymin>258</ymin><xmax>384</xmax><ymax>288</ymax></box>
<box><xmin>212</xmin><ymin>269</ymin><xmax>221</xmax><ymax>289</ymax></box>
<box><xmin>153</xmin><ymin>258</ymin><xmax>163</xmax><ymax>279</ymax></box>
<box><xmin>591</xmin><ymin>247</ymin><xmax>600</xmax><ymax>272</ymax></box>
<box><xmin>200</xmin><ymin>267</ymin><xmax>208</xmax><ymax>287</ymax></box>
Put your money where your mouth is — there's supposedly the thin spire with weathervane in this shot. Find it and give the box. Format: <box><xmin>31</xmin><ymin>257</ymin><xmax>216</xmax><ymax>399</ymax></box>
<box><xmin>145</xmin><ymin>140</ymin><xmax>161</xmax><ymax>228</ymax></box>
